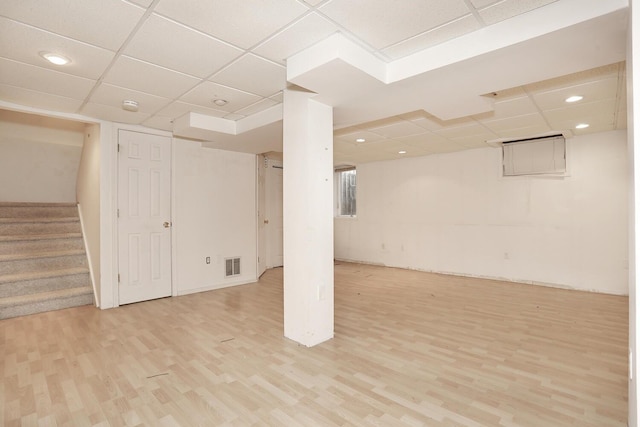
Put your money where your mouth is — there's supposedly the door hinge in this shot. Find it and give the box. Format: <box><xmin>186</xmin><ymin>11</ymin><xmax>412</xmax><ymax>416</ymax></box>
<box><xmin>117</xmin><ymin>209</ymin><xmax>120</xmax><ymax>218</ymax></box>
<box><xmin>118</xmin><ymin>273</ymin><xmax>120</xmax><ymax>283</ymax></box>
<box><xmin>117</xmin><ymin>143</ymin><xmax>120</xmax><ymax>153</ymax></box>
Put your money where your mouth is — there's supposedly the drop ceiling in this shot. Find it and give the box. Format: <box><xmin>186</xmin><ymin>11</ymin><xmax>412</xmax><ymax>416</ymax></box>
<box><xmin>0</xmin><ymin>0</ymin><xmax>629</xmax><ymax>165</ymax></box>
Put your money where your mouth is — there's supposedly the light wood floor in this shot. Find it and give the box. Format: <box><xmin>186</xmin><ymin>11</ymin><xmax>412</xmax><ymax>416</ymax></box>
<box><xmin>0</xmin><ymin>263</ymin><xmax>628</xmax><ymax>426</ymax></box>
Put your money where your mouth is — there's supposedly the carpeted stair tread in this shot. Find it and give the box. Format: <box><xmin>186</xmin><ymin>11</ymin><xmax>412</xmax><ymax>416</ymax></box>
<box><xmin>0</xmin><ymin>202</ymin><xmax>77</xmax><ymax>207</ymax></box>
<box><xmin>0</xmin><ymin>232</ymin><xmax>82</xmax><ymax>242</ymax></box>
<box><xmin>0</xmin><ymin>202</ymin><xmax>93</xmax><ymax>319</ymax></box>
<box><xmin>0</xmin><ymin>267</ymin><xmax>89</xmax><ymax>284</ymax></box>
<box><xmin>0</xmin><ymin>249</ymin><xmax>86</xmax><ymax>262</ymax></box>
<box><xmin>0</xmin><ymin>286</ymin><xmax>92</xmax><ymax>309</ymax></box>
<box><xmin>0</xmin><ymin>217</ymin><xmax>79</xmax><ymax>224</ymax></box>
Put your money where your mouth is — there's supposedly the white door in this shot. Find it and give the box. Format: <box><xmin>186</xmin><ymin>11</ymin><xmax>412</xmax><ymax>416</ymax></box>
<box><xmin>118</xmin><ymin>130</ymin><xmax>172</xmax><ymax>305</ymax></box>
<box><xmin>265</xmin><ymin>160</ymin><xmax>283</xmax><ymax>268</ymax></box>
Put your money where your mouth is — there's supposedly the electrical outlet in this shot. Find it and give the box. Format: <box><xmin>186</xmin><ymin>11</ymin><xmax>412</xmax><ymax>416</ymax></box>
<box><xmin>206</xmin><ymin>256</ymin><xmax>211</xmax><ymax>264</ymax></box>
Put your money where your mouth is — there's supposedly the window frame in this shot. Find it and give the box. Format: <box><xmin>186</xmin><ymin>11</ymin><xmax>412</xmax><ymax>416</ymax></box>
<box><xmin>501</xmin><ymin>134</ymin><xmax>569</xmax><ymax>178</ymax></box>
<box><xmin>335</xmin><ymin>166</ymin><xmax>357</xmax><ymax>218</ymax></box>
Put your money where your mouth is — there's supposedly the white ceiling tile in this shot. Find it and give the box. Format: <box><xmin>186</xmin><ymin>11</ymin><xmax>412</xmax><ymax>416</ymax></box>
<box><xmin>395</xmin><ymin>132</ymin><xmax>449</xmax><ymax>145</ymax></box>
<box><xmin>302</xmin><ymin>0</ymin><xmax>327</xmax><ymax>5</ymax></box>
<box><xmin>124</xmin><ymin>14</ymin><xmax>243</xmax><ymax>78</ymax></box>
<box><xmin>141</xmin><ymin>115</ymin><xmax>174</xmax><ymax>132</ymax></box>
<box><xmin>479</xmin><ymin>0</ymin><xmax>558</xmax><ymax>26</ymax></box>
<box><xmin>469</xmin><ymin>0</ymin><xmax>499</xmax><ymax>8</ymax></box>
<box><xmin>377</xmin><ymin>139</ymin><xmax>415</xmax><ymax>154</ymax></box>
<box><xmin>234</xmin><ymin>98</ymin><xmax>279</xmax><ymax>116</ymax></box>
<box><xmin>490</xmin><ymin>97</ymin><xmax>537</xmax><ymax>119</ymax></box>
<box><xmin>253</xmin><ymin>13</ymin><xmax>339</xmax><ymax>63</ymax></box>
<box><xmin>211</xmin><ymin>54</ymin><xmax>286</xmax><ymax>97</ymax></box>
<box><xmin>524</xmin><ymin>63</ymin><xmax>620</xmax><ymax>93</ymax></box>
<box><xmin>127</xmin><ymin>0</ymin><xmax>154</xmax><ymax>7</ymax></box>
<box><xmin>0</xmin><ymin>17</ymin><xmax>115</xmax><ymax>80</ymax></box>
<box><xmin>451</xmin><ymin>134</ymin><xmax>496</xmax><ymax>148</ymax></box>
<box><xmin>157</xmin><ymin>101</ymin><xmax>227</xmax><ymax>120</ymax></box>
<box><xmin>103</xmin><ymin>56</ymin><xmax>200</xmax><ymax>99</ymax></box>
<box><xmin>544</xmin><ymin>99</ymin><xmax>617</xmax><ymax>129</ymax></box>
<box><xmin>89</xmin><ymin>83</ymin><xmax>171</xmax><ymax>114</ymax></box>
<box><xmin>383</xmin><ymin>14</ymin><xmax>480</xmax><ymax>59</ymax></box>
<box><xmin>368</xmin><ymin>120</ymin><xmax>428</xmax><ymax>138</ymax></box>
<box><xmin>480</xmin><ymin>112</ymin><xmax>547</xmax><ymax>133</ymax></box>
<box><xmin>0</xmin><ymin>0</ymin><xmax>145</xmax><ymax>51</ymax></box>
<box><xmin>319</xmin><ymin>0</ymin><xmax>470</xmax><ymax>49</ymax></box>
<box><xmin>531</xmin><ymin>77</ymin><xmax>619</xmax><ymax>111</ymax></box>
<box><xmin>180</xmin><ymin>81</ymin><xmax>261</xmax><ymax>112</ymax></box>
<box><xmin>403</xmin><ymin>135</ymin><xmax>465</xmax><ymax>152</ymax></box>
<box><xmin>398</xmin><ymin>112</ymin><xmax>448</xmax><ymax>131</ymax></box>
<box><xmin>336</xmin><ymin>130</ymin><xmax>387</xmax><ymax>144</ymax></box>
<box><xmin>491</xmin><ymin>124</ymin><xmax>553</xmax><ymax>140</ymax></box>
<box><xmin>433</xmin><ymin>122</ymin><xmax>492</xmax><ymax>139</ymax></box>
<box><xmin>485</xmin><ymin>95</ymin><xmax>538</xmax><ymax>120</ymax></box>
<box><xmin>0</xmin><ymin>83</ymin><xmax>83</xmax><ymax>113</ymax></box>
<box><xmin>0</xmin><ymin>58</ymin><xmax>95</xmax><ymax>100</ymax></box>
<box><xmin>80</xmin><ymin>102</ymin><xmax>150</xmax><ymax>125</ymax></box>
<box><xmin>155</xmin><ymin>0</ymin><xmax>309</xmax><ymax>49</ymax></box>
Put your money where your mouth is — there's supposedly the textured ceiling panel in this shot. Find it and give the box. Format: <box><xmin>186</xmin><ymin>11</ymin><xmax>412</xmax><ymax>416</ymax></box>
<box><xmin>0</xmin><ymin>0</ymin><xmax>145</xmax><ymax>50</ymax></box>
<box><xmin>253</xmin><ymin>13</ymin><xmax>339</xmax><ymax>64</ymax></box>
<box><xmin>155</xmin><ymin>0</ymin><xmax>309</xmax><ymax>49</ymax></box>
<box><xmin>0</xmin><ymin>58</ymin><xmax>95</xmax><ymax>100</ymax></box>
<box><xmin>179</xmin><ymin>81</ymin><xmax>262</xmax><ymax>113</ymax></box>
<box><xmin>103</xmin><ymin>56</ymin><xmax>200</xmax><ymax>100</ymax></box>
<box><xmin>89</xmin><ymin>83</ymin><xmax>171</xmax><ymax>114</ymax></box>
<box><xmin>211</xmin><ymin>54</ymin><xmax>286</xmax><ymax>97</ymax></box>
<box><xmin>382</xmin><ymin>15</ymin><xmax>480</xmax><ymax>59</ymax></box>
<box><xmin>319</xmin><ymin>0</ymin><xmax>470</xmax><ymax>49</ymax></box>
<box><xmin>478</xmin><ymin>0</ymin><xmax>558</xmax><ymax>25</ymax></box>
<box><xmin>124</xmin><ymin>14</ymin><xmax>244</xmax><ymax>78</ymax></box>
<box><xmin>0</xmin><ymin>17</ymin><xmax>114</xmax><ymax>80</ymax></box>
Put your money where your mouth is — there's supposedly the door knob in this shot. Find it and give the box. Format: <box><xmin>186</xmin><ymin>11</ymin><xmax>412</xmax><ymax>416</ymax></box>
<box><xmin>163</xmin><ymin>221</ymin><xmax>172</xmax><ymax>228</ymax></box>
<box><xmin>264</xmin><ymin>219</ymin><xmax>269</xmax><ymax>224</ymax></box>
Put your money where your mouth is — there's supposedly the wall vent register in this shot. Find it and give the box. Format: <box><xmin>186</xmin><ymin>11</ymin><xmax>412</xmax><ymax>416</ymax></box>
<box><xmin>225</xmin><ymin>257</ymin><xmax>241</xmax><ymax>277</ymax></box>
<box><xmin>502</xmin><ymin>134</ymin><xmax>566</xmax><ymax>176</ymax></box>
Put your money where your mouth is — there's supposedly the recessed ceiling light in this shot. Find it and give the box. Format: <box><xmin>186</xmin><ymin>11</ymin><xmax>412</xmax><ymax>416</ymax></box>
<box><xmin>575</xmin><ymin>123</ymin><xmax>589</xmax><ymax>129</ymax></box>
<box><xmin>40</xmin><ymin>52</ymin><xmax>70</xmax><ymax>65</ymax></box>
<box><xmin>212</xmin><ymin>99</ymin><xmax>228</xmax><ymax>106</ymax></box>
<box><xmin>398</xmin><ymin>150</ymin><xmax>407</xmax><ymax>154</ymax></box>
<box><xmin>565</xmin><ymin>95</ymin><xmax>583</xmax><ymax>103</ymax></box>
<box><xmin>356</xmin><ymin>138</ymin><xmax>366</xmax><ymax>143</ymax></box>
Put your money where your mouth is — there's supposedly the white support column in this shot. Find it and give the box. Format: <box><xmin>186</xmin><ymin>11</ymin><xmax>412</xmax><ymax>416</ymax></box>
<box><xmin>283</xmin><ymin>87</ymin><xmax>334</xmax><ymax>347</ymax></box>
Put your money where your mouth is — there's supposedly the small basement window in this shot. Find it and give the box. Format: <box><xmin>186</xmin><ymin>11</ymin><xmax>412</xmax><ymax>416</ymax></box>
<box><xmin>502</xmin><ymin>134</ymin><xmax>566</xmax><ymax>176</ymax></box>
<box><xmin>336</xmin><ymin>167</ymin><xmax>356</xmax><ymax>217</ymax></box>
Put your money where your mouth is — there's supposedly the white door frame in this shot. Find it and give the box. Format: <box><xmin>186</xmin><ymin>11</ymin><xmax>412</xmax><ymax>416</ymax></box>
<box><xmin>265</xmin><ymin>159</ymin><xmax>283</xmax><ymax>268</ymax></box>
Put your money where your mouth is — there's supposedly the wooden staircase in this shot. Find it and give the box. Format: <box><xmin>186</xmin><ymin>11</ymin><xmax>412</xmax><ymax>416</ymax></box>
<box><xmin>0</xmin><ymin>202</ymin><xmax>94</xmax><ymax>320</ymax></box>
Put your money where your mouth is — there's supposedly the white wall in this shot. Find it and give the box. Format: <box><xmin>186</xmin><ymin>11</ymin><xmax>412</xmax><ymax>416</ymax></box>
<box><xmin>173</xmin><ymin>138</ymin><xmax>257</xmax><ymax>294</ymax></box>
<box><xmin>76</xmin><ymin>123</ymin><xmax>101</xmax><ymax>306</ymax></box>
<box><xmin>0</xmin><ymin>110</ymin><xmax>84</xmax><ymax>202</ymax></box>
<box><xmin>628</xmin><ymin>0</ymin><xmax>638</xmax><ymax>423</ymax></box>
<box><xmin>336</xmin><ymin>130</ymin><xmax>628</xmax><ymax>295</ymax></box>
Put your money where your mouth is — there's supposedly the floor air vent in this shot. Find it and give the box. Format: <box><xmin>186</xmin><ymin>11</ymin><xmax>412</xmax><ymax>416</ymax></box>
<box><xmin>225</xmin><ymin>257</ymin><xmax>241</xmax><ymax>277</ymax></box>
